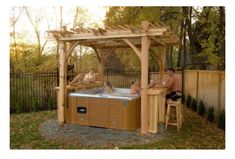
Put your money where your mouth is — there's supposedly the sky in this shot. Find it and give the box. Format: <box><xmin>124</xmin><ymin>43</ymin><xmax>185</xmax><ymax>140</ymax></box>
<box><xmin>10</xmin><ymin>6</ymin><xmax>107</xmax><ymax>44</ymax></box>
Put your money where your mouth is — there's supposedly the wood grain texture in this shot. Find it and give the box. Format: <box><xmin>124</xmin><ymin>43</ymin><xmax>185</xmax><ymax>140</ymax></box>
<box><xmin>68</xmin><ymin>96</ymin><xmax>141</xmax><ymax>131</ymax></box>
<box><xmin>148</xmin><ymin>88</ymin><xmax>167</xmax><ymax>133</ymax></box>
<box><xmin>108</xmin><ymin>99</ymin><xmax>123</xmax><ymax>129</ymax></box>
<box><xmin>89</xmin><ymin>98</ymin><xmax>109</xmax><ymax>128</ymax></box>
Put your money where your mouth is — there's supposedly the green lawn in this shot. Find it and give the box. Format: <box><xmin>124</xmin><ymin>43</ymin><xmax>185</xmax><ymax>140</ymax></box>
<box><xmin>10</xmin><ymin>106</ymin><xmax>225</xmax><ymax>149</ymax></box>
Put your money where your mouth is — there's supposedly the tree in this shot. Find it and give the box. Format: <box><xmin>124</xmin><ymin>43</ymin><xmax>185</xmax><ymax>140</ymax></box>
<box><xmin>10</xmin><ymin>42</ymin><xmax>58</xmax><ymax>72</ymax></box>
<box><xmin>23</xmin><ymin>7</ymin><xmax>48</xmax><ymax>61</ymax></box>
<box><xmin>10</xmin><ymin>7</ymin><xmax>23</xmax><ymax>62</ymax></box>
<box><xmin>105</xmin><ymin>7</ymin><xmax>182</xmax><ymax>71</ymax></box>
<box><xmin>93</xmin><ymin>48</ymin><xmax>115</xmax><ymax>82</ymax></box>
<box><xmin>68</xmin><ymin>7</ymin><xmax>101</xmax><ymax>72</ymax></box>
<box><xmin>192</xmin><ymin>7</ymin><xmax>225</xmax><ymax>69</ymax></box>
<box><xmin>218</xmin><ymin>7</ymin><xmax>225</xmax><ymax>70</ymax></box>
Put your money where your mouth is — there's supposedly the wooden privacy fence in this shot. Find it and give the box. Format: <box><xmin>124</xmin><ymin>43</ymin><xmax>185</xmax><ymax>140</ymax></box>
<box><xmin>184</xmin><ymin>70</ymin><xmax>225</xmax><ymax>115</ymax></box>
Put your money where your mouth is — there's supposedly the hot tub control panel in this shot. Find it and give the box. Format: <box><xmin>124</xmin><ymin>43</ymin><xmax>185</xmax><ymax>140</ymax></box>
<box><xmin>77</xmin><ymin>107</ymin><xmax>87</xmax><ymax>114</ymax></box>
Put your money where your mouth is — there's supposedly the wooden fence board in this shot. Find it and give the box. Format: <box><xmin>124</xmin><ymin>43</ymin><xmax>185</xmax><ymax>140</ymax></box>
<box><xmin>184</xmin><ymin>70</ymin><xmax>225</xmax><ymax>116</ymax></box>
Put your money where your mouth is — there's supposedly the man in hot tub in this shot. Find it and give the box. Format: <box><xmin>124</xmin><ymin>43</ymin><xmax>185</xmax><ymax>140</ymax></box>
<box><xmin>130</xmin><ymin>79</ymin><xmax>141</xmax><ymax>94</ymax></box>
<box><xmin>103</xmin><ymin>81</ymin><xmax>113</xmax><ymax>94</ymax></box>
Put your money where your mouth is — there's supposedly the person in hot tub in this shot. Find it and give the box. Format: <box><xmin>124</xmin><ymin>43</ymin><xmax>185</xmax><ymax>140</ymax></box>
<box><xmin>83</xmin><ymin>69</ymin><xmax>96</xmax><ymax>84</ymax></box>
<box><xmin>130</xmin><ymin>79</ymin><xmax>141</xmax><ymax>94</ymax></box>
<box><xmin>103</xmin><ymin>81</ymin><xmax>113</xmax><ymax>94</ymax></box>
<box><xmin>70</xmin><ymin>69</ymin><xmax>96</xmax><ymax>85</ymax></box>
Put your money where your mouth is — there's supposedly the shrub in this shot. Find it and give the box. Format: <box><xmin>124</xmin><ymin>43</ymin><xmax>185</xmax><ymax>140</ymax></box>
<box><xmin>198</xmin><ymin>100</ymin><xmax>206</xmax><ymax>116</ymax></box>
<box><xmin>15</xmin><ymin>100</ymin><xmax>24</xmax><ymax>114</ymax></box>
<box><xmin>191</xmin><ymin>98</ymin><xmax>198</xmax><ymax>112</ymax></box>
<box><xmin>218</xmin><ymin>109</ymin><xmax>225</xmax><ymax>130</ymax></box>
<box><xmin>181</xmin><ymin>94</ymin><xmax>185</xmax><ymax>104</ymax></box>
<box><xmin>186</xmin><ymin>95</ymin><xmax>191</xmax><ymax>108</ymax></box>
<box><xmin>32</xmin><ymin>98</ymin><xmax>40</xmax><ymax>112</ymax></box>
<box><xmin>207</xmin><ymin>106</ymin><xmax>215</xmax><ymax>122</ymax></box>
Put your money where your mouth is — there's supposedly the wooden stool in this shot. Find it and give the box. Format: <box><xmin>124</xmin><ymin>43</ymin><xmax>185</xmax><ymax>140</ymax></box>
<box><xmin>165</xmin><ymin>98</ymin><xmax>182</xmax><ymax>131</ymax></box>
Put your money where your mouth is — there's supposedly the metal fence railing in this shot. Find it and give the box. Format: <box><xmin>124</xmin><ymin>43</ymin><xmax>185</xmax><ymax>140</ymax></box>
<box><xmin>106</xmin><ymin>71</ymin><xmax>141</xmax><ymax>88</ymax></box>
<box><xmin>10</xmin><ymin>70</ymin><xmax>141</xmax><ymax>113</ymax></box>
<box><xmin>10</xmin><ymin>71</ymin><xmax>59</xmax><ymax>113</ymax></box>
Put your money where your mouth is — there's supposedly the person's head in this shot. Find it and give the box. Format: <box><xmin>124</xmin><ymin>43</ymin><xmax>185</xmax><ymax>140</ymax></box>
<box><xmin>167</xmin><ymin>68</ymin><xmax>175</xmax><ymax>76</ymax></box>
<box><xmin>89</xmin><ymin>69</ymin><xmax>94</xmax><ymax>74</ymax></box>
<box><xmin>131</xmin><ymin>79</ymin><xmax>140</xmax><ymax>85</ymax></box>
<box><xmin>105</xmin><ymin>81</ymin><xmax>112</xmax><ymax>88</ymax></box>
<box><xmin>131</xmin><ymin>79</ymin><xmax>136</xmax><ymax>85</ymax></box>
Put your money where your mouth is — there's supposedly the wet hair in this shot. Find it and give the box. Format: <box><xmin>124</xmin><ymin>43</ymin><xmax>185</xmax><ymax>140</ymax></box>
<box><xmin>105</xmin><ymin>81</ymin><xmax>112</xmax><ymax>89</ymax></box>
<box><xmin>131</xmin><ymin>80</ymin><xmax>135</xmax><ymax>84</ymax></box>
<box><xmin>131</xmin><ymin>79</ymin><xmax>137</xmax><ymax>85</ymax></box>
<box><xmin>168</xmin><ymin>68</ymin><xmax>175</xmax><ymax>73</ymax></box>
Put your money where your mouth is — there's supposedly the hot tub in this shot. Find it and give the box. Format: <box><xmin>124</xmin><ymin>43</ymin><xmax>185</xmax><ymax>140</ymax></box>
<box><xmin>68</xmin><ymin>87</ymin><xmax>141</xmax><ymax>130</ymax></box>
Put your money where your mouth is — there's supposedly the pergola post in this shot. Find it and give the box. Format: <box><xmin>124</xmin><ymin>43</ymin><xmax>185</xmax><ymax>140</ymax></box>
<box><xmin>58</xmin><ymin>27</ymin><xmax>67</xmax><ymax>124</ymax></box>
<box><xmin>159</xmin><ymin>47</ymin><xmax>166</xmax><ymax>81</ymax></box>
<box><xmin>140</xmin><ymin>21</ymin><xmax>151</xmax><ymax>134</ymax></box>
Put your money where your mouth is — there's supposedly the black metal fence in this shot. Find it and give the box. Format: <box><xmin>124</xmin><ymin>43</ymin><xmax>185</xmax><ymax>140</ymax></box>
<box><xmin>10</xmin><ymin>70</ymin><xmax>141</xmax><ymax>113</ymax></box>
<box><xmin>106</xmin><ymin>71</ymin><xmax>141</xmax><ymax>88</ymax></box>
<box><xmin>10</xmin><ymin>71</ymin><xmax>59</xmax><ymax>113</ymax></box>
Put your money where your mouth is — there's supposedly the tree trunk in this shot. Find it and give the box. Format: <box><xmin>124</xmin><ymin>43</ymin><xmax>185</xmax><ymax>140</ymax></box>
<box><xmin>24</xmin><ymin>7</ymin><xmax>47</xmax><ymax>63</ymax></box>
<box><xmin>218</xmin><ymin>7</ymin><xmax>225</xmax><ymax>70</ymax></box>
<box><xmin>183</xmin><ymin>7</ymin><xmax>197</xmax><ymax>67</ymax></box>
<box><xmin>177</xmin><ymin>11</ymin><xmax>184</xmax><ymax>68</ymax></box>
<box><xmin>12</xmin><ymin>25</ymin><xmax>18</xmax><ymax>62</ymax></box>
<box><xmin>98</xmin><ymin>59</ymin><xmax>105</xmax><ymax>83</ymax></box>
<box><xmin>166</xmin><ymin>47</ymin><xmax>173</xmax><ymax>68</ymax></box>
<box><xmin>10</xmin><ymin>7</ymin><xmax>22</xmax><ymax>63</ymax></box>
<box><xmin>169</xmin><ymin>47</ymin><xmax>173</xmax><ymax>68</ymax></box>
<box><xmin>35</xmin><ymin>31</ymin><xmax>42</xmax><ymax>61</ymax></box>
<box><xmin>159</xmin><ymin>47</ymin><xmax>166</xmax><ymax>81</ymax></box>
<box><xmin>94</xmin><ymin>48</ymin><xmax>104</xmax><ymax>83</ymax></box>
<box><xmin>183</xmin><ymin>22</ymin><xmax>187</xmax><ymax>67</ymax></box>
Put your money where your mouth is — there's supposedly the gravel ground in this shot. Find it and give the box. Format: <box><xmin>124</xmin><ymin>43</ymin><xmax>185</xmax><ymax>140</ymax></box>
<box><xmin>39</xmin><ymin>119</ymin><xmax>172</xmax><ymax>148</ymax></box>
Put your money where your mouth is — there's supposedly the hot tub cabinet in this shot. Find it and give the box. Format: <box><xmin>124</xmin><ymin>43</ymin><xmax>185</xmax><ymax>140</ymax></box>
<box><xmin>68</xmin><ymin>88</ymin><xmax>141</xmax><ymax>130</ymax></box>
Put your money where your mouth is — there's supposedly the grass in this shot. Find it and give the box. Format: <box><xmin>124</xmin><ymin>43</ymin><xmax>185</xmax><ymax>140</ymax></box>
<box><xmin>10</xmin><ymin>106</ymin><xmax>225</xmax><ymax>149</ymax></box>
<box><xmin>10</xmin><ymin>110</ymin><xmax>73</xmax><ymax>149</ymax></box>
<box><xmin>122</xmin><ymin>106</ymin><xmax>225</xmax><ymax>149</ymax></box>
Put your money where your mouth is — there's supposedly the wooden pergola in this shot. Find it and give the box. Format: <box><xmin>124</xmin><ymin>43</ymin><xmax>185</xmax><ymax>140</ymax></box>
<box><xmin>45</xmin><ymin>21</ymin><xmax>179</xmax><ymax>134</ymax></box>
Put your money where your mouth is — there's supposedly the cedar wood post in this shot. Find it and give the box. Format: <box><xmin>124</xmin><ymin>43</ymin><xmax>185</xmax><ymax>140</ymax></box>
<box><xmin>140</xmin><ymin>21</ymin><xmax>151</xmax><ymax>134</ymax></box>
<box><xmin>58</xmin><ymin>26</ymin><xmax>67</xmax><ymax>124</ymax></box>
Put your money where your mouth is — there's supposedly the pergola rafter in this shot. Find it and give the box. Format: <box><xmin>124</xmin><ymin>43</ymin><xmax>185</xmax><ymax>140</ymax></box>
<box><xmin>45</xmin><ymin>21</ymin><xmax>179</xmax><ymax>134</ymax></box>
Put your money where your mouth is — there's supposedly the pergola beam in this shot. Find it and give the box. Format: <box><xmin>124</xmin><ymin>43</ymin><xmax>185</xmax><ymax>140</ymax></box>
<box><xmin>66</xmin><ymin>41</ymin><xmax>80</xmax><ymax>59</ymax></box>
<box><xmin>46</xmin><ymin>28</ymin><xmax>167</xmax><ymax>41</ymax></box>
<box><xmin>123</xmin><ymin>38</ymin><xmax>141</xmax><ymax>59</ymax></box>
<box><xmin>68</xmin><ymin>36</ymin><xmax>177</xmax><ymax>48</ymax></box>
<box><xmin>150</xmin><ymin>37</ymin><xmax>166</xmax><ymax>46</ymax></box>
